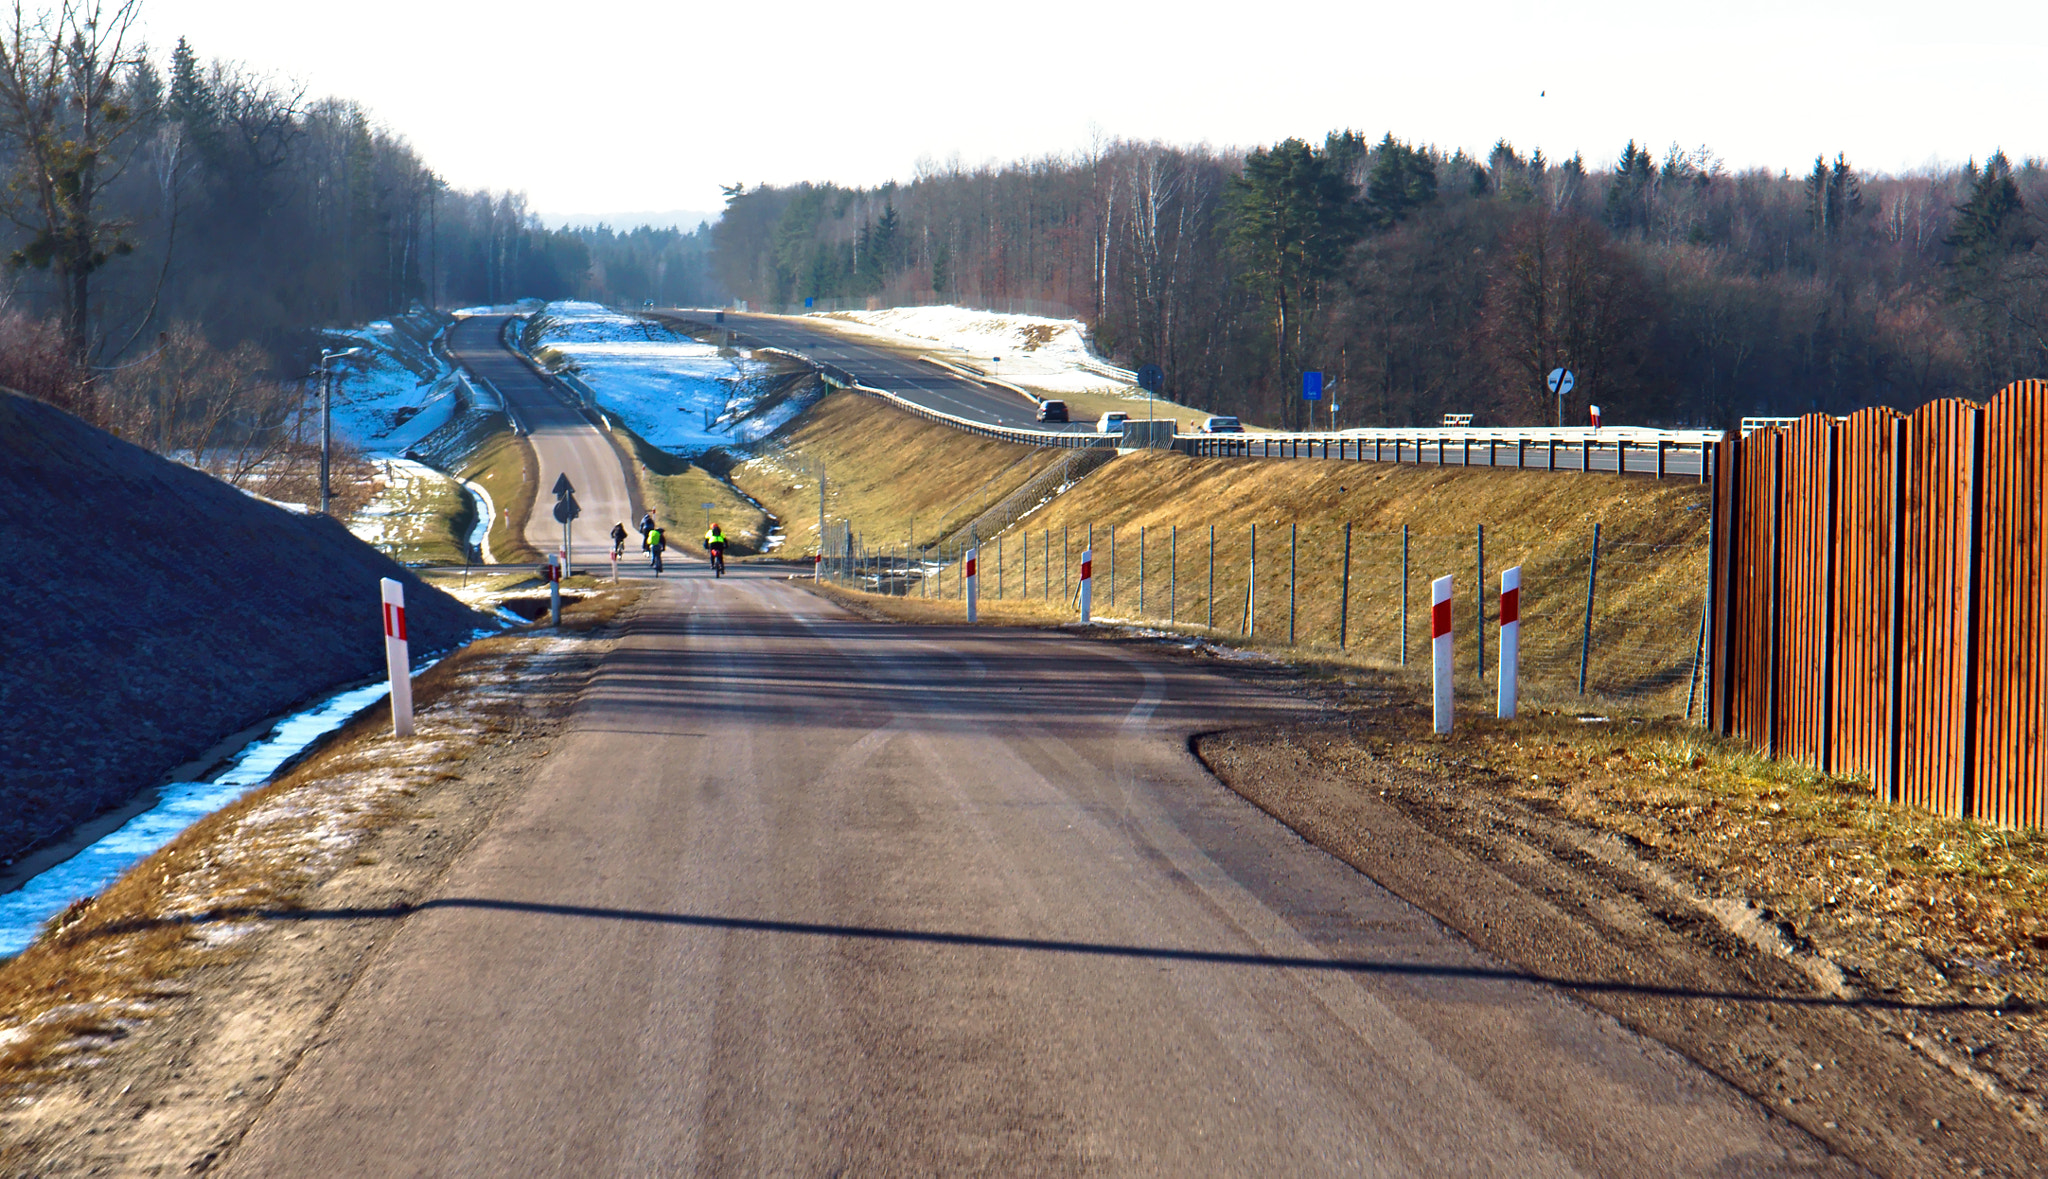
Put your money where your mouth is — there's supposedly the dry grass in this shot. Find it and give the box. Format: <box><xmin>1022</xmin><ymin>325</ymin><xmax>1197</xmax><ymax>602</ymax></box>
<box><xmin>613</xmin><ymin>425</ymin><xmax>770</xmax><ymax>555</ymax></box>
<box><xmin>0</xmin><ymin>589</ymin><xmax>639</xmax><ymax>1088</ymax></box>
<box><xmin>1372</xmin><ymin>711</ymin><xmax>2048</xmax><ymax>1008</ymax></box>
<box><xmin>734</xmin><ymin>390</ymin><xmax>1070</xmax><ymax>557</ymax></box>
<box><xmin>457</xmin><ymin>427</ymin><xmax>540</xmax><ymax>565</ymax></box>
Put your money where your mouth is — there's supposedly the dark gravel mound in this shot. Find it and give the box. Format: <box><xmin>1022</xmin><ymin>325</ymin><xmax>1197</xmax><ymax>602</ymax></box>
<box><xmin>0</xmin><ymin>388</ymin><xmax>490</xmax><ymax>860</ymax></box>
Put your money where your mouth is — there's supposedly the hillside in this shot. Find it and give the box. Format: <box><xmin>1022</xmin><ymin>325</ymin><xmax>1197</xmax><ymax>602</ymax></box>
<box><xmin>0</xmin><ymin>389</ymin><xmax>488</xmax><ymax>862</ymax></box>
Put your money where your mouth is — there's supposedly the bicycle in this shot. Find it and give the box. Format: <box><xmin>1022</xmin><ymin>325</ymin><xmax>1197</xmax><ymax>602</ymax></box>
<box><xmin>709</xmin><ymin>547</ymin><xmax>726</xmax><ymax>577</ymax></box>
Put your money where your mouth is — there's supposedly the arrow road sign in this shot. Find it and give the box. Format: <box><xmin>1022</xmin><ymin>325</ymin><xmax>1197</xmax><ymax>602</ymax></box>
<box><xmin>553</xmin><ymin>492</ymin><xmax>581</xmax><ymax>523</ymax></box>
<box><xmin>551</xmin><ymin>473</ymin><xmax>575</xmax><ymax>498</ymax></box>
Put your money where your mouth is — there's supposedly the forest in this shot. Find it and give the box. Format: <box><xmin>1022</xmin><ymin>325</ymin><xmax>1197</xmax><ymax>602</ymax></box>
<box><xmin>710</xmin><ymin>136</ymin><xmax>2048</xmax><ymax>430</ymax></box>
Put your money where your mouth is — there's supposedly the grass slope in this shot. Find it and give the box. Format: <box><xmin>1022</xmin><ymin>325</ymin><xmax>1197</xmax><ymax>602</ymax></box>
<box><xmin>0</xmin><ymin>388</ymin><xmax>488</xmax><ymax>862</ymax></box>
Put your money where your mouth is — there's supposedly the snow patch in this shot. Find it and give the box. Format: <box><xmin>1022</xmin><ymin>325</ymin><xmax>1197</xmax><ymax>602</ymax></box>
<box><xmin>812</xmin><ymin>306</ymin><xmax>1137</xmax><ymax>397</ymax></box>
<box><xmin>531</xmin><ymin>301</ymin><xmax>770</xmax><ymax>455</ymax></box>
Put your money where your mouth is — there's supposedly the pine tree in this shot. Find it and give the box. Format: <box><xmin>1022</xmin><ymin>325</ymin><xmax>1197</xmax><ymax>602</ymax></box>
<box><xmin>1363</xmin><ymin>133</ymin><xmax>1436</xmax><ymax>229</ymax></box>
<box><xmin>1945</xmin><ymin>151</ymin><xmax>2036</xmax><ymax>280</ymax></box>
<box><xmin>1603</xmin><ymin>141</ymin><xmax>1654</xmax><ymax>233</ymax></box>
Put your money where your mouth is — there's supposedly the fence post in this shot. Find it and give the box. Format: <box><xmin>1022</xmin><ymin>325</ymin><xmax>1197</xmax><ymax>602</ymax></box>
<box><xmin>1170</xmin><ymin>525</ymin><xmax>1178</xmax><ymax>625</ymax></box>
<box><xmin>1245</xmin><ymin>523</ymin><xmax>1257</xmax><ymax>636</ymax></box>
<box><xmin>1045</xmin><ymin>528</ymin><xmax>1051</xmax><ymax>599</ymax></box>
<box><xmin>1432</xmin><ymin>575</ymin><xmax>1454</xmax><ymax>734</ymax></box>
<box><xmin>1578</xmin><ymin>523</ymin><xmax>1601</xmax><ymax>694</ymax></box>
<box><xmin>1339</xmin><ymin>522</ymin><xmax>1352</xmax><ymax>650</ymax></box>
<box><xmin>1476</xmin><ymin>523</ymin><xmax>1486</xmax><ymax>681</ymax></box>
<box><xmin>1109</xmin><ymin>525</ymin><xmax>1117</xmax><ymax>607</ymax></box>
<box><xmin>1208</xmin><ymin>525</ymin><xmax>1216</xmax><ymax>630</ymax></box>
<box><xmin>1499</xmin><ymin>566</ymin><xmax>1521</xmax><ymax>719</ymax></box>
<box><xmin>1401</xmin><ymin>524</ymin><xmax>1410</xmax><ymax>666</ymax></box>
<box><xmin>1140</xmin><ymin>525</ymin><xmax>1147</xmax><ymax>616</ymax></box>
<box><xmin>1289</xmin><ymin>523</ymin><xmax>1297</xmax><ymax>645</ymax></box>
<box><xmin>997</xmin><ymin>535</ymin><xmax>1004</xmax><ymax>600</ymax></box>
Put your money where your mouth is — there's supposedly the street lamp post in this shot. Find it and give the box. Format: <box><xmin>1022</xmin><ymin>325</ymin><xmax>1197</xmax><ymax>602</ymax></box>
<box><xmin>318</xmin><ymin>347</ymin><xmax>365</xmax><ymax>515</ymax></box>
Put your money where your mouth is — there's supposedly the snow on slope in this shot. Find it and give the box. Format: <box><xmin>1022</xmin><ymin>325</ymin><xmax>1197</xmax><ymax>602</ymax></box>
<box><xmin>531</xmin><ymin>301</ymin><xmax>783</xmax><ymax>454</ymax></box>
<box><xmin>320</xmin><ymin>315</ymin><xmax>461</xmax><ymax>456</ymax></box>
<box><xmin>811</xmin><ymin>306</ymin><xmax>1137</xmax><ymax>397</ymax></box>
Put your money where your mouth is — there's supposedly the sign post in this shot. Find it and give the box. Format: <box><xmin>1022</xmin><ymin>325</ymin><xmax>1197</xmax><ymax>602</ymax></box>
<box><xmin>1431</xmin><ymin>575</ymin><xmax>1454</xmax><ymax>734</ymax></box>
<box><xmin>379</xmin><ymin>578</ymin><xmax>414</xmax><ymax>737</ymax></box>
<box><xmin>1498</xmin><ymin>566</ymin><xmax>1521</xmax><ymax>719</ymax></box>
<box><xmin>1078</xmin><ymin>547</ymin><xmax>1093</xmax><ymax>622</ymax></box>
<box><xmin>964</xmin><ymin>547</ymin><xmax>979</xmax><ymax>622</ymax></box>
<box><xmin>550</xmin><ymin>473</ymin><xmax>579</xmax><ymax>577</ymax></box>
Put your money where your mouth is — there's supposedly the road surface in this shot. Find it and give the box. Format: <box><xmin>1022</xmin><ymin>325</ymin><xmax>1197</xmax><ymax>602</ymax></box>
<box><xmin>651</xmin><ymin>308</ymin><xmax>1097</xmax><ymax>435</ymax></box>
<box><xmin>446</xmin><ymin>314</ymin><xmax>639</xmax><ymax>566</ymax></box>
<box><xmin>217</xmin><ymin>562</ymin><xmax>1839</xmax><ymax>1175</ymax></box>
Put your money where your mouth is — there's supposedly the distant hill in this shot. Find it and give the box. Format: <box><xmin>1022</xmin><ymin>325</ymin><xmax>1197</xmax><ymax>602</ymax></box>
<box><xmin>540</xmin><ymin>209</ymin><xmax>720</xmax><ymax>232</ymax></box>
<box><xmin>0</xmin><ymin>388</ymin><xmax>490</xmax><ymax>862</ymax></box>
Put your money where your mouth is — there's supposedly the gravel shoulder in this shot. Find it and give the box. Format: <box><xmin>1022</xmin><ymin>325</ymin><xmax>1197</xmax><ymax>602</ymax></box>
<box><xmin>0</xmin><ymin>589</ymin><xmax>640</xmax><ymax>1176</ymax></box>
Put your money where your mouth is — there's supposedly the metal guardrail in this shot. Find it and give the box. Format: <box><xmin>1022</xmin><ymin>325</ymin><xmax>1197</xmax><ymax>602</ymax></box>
<box><xmin>1183</xmin><ymin>427</ymin><xmax>1725</xmax><ymax>480</ymax></box>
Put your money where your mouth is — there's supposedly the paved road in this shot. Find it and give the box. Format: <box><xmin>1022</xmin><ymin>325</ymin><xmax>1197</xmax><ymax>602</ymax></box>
<box><xmin>446</xmin><ymin>315</ymin><xmax>639</xmax><ymax>567</ymax></box>
<box><xmin>651</xmin><ymin>308</ymin><xmax>1099</xmax><ymax>435</ymax></box>
<box><xmin>218</xmin><ymin>565</ymin><xmax>1839</xmax><ymax>1175</ymax></box>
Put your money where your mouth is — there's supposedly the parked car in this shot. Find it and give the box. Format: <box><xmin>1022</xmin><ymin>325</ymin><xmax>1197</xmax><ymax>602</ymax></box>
<box><xmin>1097</xmin><ymin>411</ymin><xmax>1130</xmax><ymax>434</ymax></box>
<box><xmin>1198</xmin><ymin>416</ymin><xmax>1244</xmax><ymax>434</ymax></box>
<box><xmin>1037</xmin><ymin>400</ymin><xmax>1069</xmax><ymax>423</ymax></box>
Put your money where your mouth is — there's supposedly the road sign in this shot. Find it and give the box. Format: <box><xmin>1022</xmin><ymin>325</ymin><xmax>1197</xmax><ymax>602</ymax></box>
<box><xmin>1546</xmin><ymin>368</ymin><xmax>1575</xmax><ymax>396</ymax></box>
<box><xmin>804</xmin><ymin>297</ymin><xmax>814</xmax><ymax>309</ymax></box>
<box><xmin>1302</xmin><ymin>371</ymin><xmax>1323</xmax><ymax>402</ymax></box>
<box><xmin>553</xmin><ymin>492</ymin><xmax>581</xmax><ymax>522</ymax></box>
<box><xmin>1136</xmin><ymin>364</ymin><xmax>1164</xmax><ymax>393</ymax></box>
<box><xmin>551</xmin><ymin>473</ymin><xmax>575</xmax><ymax>498</ymax></box>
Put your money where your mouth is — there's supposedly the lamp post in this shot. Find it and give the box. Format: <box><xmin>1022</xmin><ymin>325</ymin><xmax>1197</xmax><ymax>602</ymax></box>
<box><xmin>318</xmin><ymin>347</ymin><xmax>365</xmax><ymax>515</ymax></box>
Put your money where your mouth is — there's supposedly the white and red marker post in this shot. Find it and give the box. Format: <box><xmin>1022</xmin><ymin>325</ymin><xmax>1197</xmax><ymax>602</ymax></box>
<box><xmin>1589</xmin><ymin>403</ymin><xmax>1602</xmax><ymax>431</ymax></box>
<box><xmin>964</xmin><ymin>547</ymin><xmax>979</xmax><ymax>622</ymax></box>
<box><xmin>379</xmin><ymin>577</ymin><xmax>415</xmax><ymax>737</ymax></box>
<box><xmin>1498</xmin><ymin>566</ymin><xmax>1522</xmax><ymax>719</ymax></box>
<box><xmin>1431</xmin><ymin>574</ymin><xmax>1453</xmax><ymax>734</ymax></box>
<box><xmin>1078</xmin><ymin>547</ymin><xmax>1093</xmax><ymax>622</ymax></box>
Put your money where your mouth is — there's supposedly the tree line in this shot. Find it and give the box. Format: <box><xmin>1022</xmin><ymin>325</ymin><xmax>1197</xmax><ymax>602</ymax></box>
<box><xmin>711</xmin><ymin>134</ymin><xmax>2047</xmax><ymax>430</ymax></box>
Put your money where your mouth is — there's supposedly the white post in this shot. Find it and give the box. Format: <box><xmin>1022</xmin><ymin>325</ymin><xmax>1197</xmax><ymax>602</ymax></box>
<box><xmin>610</xmin><ymin>549</ymin><xmax>618</xmax><ymax>585</ymax></box>
<box><xmin>379</xmin><ymin>578</ymin><xmax>415</xmax><ymax>737</ymax></box>
<box><xmin>1431</xmin><ymin>574</ymin><xmax>1453</xmax><ymax>735</ymax></box>
<box><xmin>965</xmin><ymin>547</ymin><xmax>979</xmax><ymax>623</ymax></box>
<box><xmin>1078</xmin><ymin>547</ymin><xmax>1094</xmax><ymax>622</ymax></box>
<box><xmin>1498</xmin><ymin>566</ymin><xmax>1521</xmax><ymax>720</ymax></box>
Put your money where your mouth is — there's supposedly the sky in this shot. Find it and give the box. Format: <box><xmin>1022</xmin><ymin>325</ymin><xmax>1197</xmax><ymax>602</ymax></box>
<box><xmin>138</xmin><ymin>0</ymin><xmax>2048</xmax><ymax>223</ymax></box>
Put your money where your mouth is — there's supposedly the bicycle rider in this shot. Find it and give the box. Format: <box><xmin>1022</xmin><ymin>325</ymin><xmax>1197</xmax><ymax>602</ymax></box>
<box><xmin>610</xmin><ymin>521</ymin><xmax>628</xmax><ymax>560</ymax></box>
<box><xmin>705</xmin><ymin>522</ymin><xmax>728</xmax><ymax>576</ymax></box>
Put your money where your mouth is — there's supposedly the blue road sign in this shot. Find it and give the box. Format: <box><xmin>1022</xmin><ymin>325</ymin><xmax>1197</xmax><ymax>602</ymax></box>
<box><xmin>1303</xmin><ymin>371</ymin><xmax>1324</xmax><ymax>401</ymax></box>
<box><xmin>1136</xmin><ymin>364</ymin><xmax>1165</xmax><ymax>393</ymax></box>
<box><xmin>804</xmin><ymin>297</ymin><xmax>815</xmax><ymax>309</ymax></box>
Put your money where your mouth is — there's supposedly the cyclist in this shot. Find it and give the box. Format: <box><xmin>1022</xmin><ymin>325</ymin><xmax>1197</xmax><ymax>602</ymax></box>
<box><xmin>638</xmin><ymin>510</ymin><xmax>656</xmax><ymax>551</ymax></box>
<box><xmin>705</xmin><ymin>523</ymin><xmax>728</xmax><ymax>577</ymax></box>
<box><xmin>647</xmin><ymin>523</ymin><xmax>666</xmax><ymax>575</ymax></box>
<box><xmin>610</xmin><ymin>521</ymin><xmax>628</xmax><ymax>561</ymax></box>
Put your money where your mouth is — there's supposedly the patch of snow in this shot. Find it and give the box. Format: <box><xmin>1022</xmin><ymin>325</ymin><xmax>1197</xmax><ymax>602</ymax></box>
<box><xmin>812</xmin><ymin>306</ymin><xmax>1138</xmax><ymax>398</ymax></box>
<box><xmin>0</xmin><ymin>678</ymin><xmax>399</xmax><ymax>956</ymax></box>
<box><xmin>319</xmin><ymin>316</ymin><xmax>460</xmax><ymax>455</ymax></box>
<box><xmin>530</xmin><ymin>301</ymin><xmax>773</xmax><ymax>456</ymax></box>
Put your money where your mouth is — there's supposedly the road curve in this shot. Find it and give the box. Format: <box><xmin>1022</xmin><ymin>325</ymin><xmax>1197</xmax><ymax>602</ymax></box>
<box><xmin>217</xmin><ymin>568</ymin><xmax>1841</xmax><ymax>1176</ymax></box>
<box><xmin>652</xmin><ymin>308</ymin><xmax>1099</xmax><ymax>435</ymax></box>
<box><xmin>446</xmin><ymin>315</ymin><xmax>639</xmax><ymax>566</ymax></box>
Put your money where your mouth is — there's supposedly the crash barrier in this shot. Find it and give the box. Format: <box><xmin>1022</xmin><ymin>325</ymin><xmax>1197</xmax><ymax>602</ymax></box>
<box><xmin>1710</xmin><ymin>381</ymin><xmax>2048</xmax><ymax>828</ymax></box>
<box><xmin>1184</xmin><ymin>427</ymin><xmax>1725</xmax><ymax>480</ymax></box>
<box><xmin>817</xmin><ymin>517</ymin><xmax>1706</xmax><ymax>715</ymax></box>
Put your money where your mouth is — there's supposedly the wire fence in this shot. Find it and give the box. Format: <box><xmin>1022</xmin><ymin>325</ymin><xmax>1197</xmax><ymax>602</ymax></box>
<box><xmin>818</xmin><ymin>518</ymin><xmax>1709</xmax><ymax>716</ymax></box>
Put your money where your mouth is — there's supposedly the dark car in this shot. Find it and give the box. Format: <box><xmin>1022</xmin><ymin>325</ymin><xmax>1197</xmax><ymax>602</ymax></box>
<box><xmin>1037</xmin><ymin>400</ymin><xmax>1069</xmax><ymax>423</ymax></box>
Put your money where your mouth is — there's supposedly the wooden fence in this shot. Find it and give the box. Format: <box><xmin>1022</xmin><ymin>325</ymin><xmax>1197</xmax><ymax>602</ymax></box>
<box><xmin>1710</xmin><ymin>380</ymin><xmax>2048</xmax><ymax>827</ymax></box>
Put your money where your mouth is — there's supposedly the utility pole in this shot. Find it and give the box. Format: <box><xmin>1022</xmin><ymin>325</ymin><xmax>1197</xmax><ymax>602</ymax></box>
<box><xmin>318</xmin><ymin>347</ymin><xmax>365</xmax><ymax>514</ymax></box>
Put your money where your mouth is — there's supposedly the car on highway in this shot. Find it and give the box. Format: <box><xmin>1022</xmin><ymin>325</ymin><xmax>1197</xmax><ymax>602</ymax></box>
<box><xmin>1037</xmin><ymin>400</ymin><xmax>1069</xmax><ymax>423</ymax></box>
<box><xmin>1097</xmin><ymin>410</ymin><xmax>1129</xmax><ymax>434</ymax></box>
<box><xmin>1197</xmin><ymin>415</ymin><xmax>1243</xmax><ymax>434</ymax></box>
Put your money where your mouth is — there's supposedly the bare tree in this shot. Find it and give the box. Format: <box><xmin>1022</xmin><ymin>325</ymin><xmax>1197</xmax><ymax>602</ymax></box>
<box><xmin>0</xmin><ymin>0</ymin><xmax>144</xmax><ymax>358</ymax></box>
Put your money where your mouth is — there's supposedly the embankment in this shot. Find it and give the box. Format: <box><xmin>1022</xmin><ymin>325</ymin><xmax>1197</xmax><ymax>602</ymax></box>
<box><xmin>0</xmin><ymin>389</ymin><xmax>488</xmax><ymax>861</ymax></box>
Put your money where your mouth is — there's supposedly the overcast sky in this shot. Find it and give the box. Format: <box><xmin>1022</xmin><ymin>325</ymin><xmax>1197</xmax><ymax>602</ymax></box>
<box><xmin>138</xmin><ymin>0</ymin><xmax>2046</xmax><ymax>222</ymax></box>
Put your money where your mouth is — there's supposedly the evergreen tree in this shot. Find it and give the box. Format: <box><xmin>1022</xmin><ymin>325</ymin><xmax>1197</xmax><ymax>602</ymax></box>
<box><xmin>1228</xmin><ymin>137</ymin><xmax>1361</xmax><ymax>424</ymax></box>
<box><xmin>1363</xmin><ymin>133</ymin><xmax>1436</xmax><ymax>229</ymax></box>
<box><xmin>1603</xmin><ymin>140</ymin><xmax>1654</xmax><ymax>233</ymax></box>
<box><xmin>1945</xmin><ymin>152</ymin><xmax>2036</xmax><ymax>280</ymax></box>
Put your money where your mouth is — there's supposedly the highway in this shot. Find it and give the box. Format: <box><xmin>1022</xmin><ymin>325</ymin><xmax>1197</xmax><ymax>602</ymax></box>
<box><xmin>217</xmin><ymin>562</ymin><xmax>1839</xmax><ymax>1175</ymax></box>
<box><xmin>447</xmin><ymin>314</ymin><xmax>640</xmax><ymax>566</ymax></box>
<box><xmin>651</xmin><ymin>308</ymin><xmax>1101</xmax><ymax>436</ymax></box>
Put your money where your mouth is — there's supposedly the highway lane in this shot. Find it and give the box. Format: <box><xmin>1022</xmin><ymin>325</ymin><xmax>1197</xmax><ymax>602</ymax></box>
<box><xmin>446</xmin><ymin>315</ymin><xmax>641</xmax><ymax>566</ymax></box>
<box><xmin>651</xmin><ymin>308</ymin><xmax>1102</xmax><ymax>435</ymax></box>
<box><xmin>218</xmin><ymin>567</ymin><xmax>1842</xmax><ymax>1176</ymax></box>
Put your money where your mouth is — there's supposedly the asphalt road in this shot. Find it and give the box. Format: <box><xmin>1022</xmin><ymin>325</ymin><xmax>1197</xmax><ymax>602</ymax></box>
<box><xmin>217</xmin><ymin>564</ymin><xmax>1838</xmax><ymax>1175</ymax></box>
<box><xmin>651</xmin><ymin>308</ymin><xmax>1100</xmax><ymax>435</ymax></box>
<box><xmin>446</xmin><ymin>315</ymin><xmax>639</xmax><ymax>567</ymax></box>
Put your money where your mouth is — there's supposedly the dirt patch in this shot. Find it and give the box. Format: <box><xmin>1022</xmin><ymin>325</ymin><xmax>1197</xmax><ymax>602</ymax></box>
<box><xmin>1196</xmin><ymin>713</ymin><xmax>2048</xmax><ymax>1178</ymax></box>
<box><xmin>0</xmin><ymin>588</ymin><xmax>642</xmax><ymax>1175</ymax></box>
